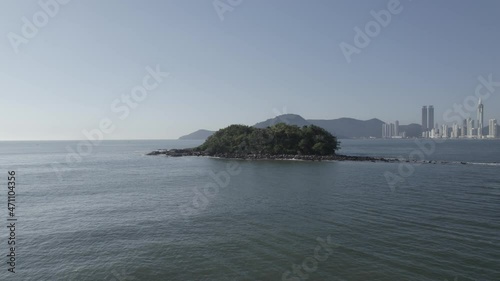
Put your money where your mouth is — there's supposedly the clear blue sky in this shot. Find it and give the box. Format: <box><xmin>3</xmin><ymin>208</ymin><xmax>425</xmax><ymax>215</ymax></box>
<box><xmin>1</xmin><ymin>0</ymin><xmax>499</xmax><ymax>140</ymax></box>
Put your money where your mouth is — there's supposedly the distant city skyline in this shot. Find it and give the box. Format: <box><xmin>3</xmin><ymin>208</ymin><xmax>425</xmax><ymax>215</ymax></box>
<box><xmin>1</xmin><ymin>0</ymin><xmax>500</xmax><ymax>140</ymax></box>
<box><xmin>415</xmin><ymin>98</ymin><xmax>498</xmax><ymax>139</ymax></box>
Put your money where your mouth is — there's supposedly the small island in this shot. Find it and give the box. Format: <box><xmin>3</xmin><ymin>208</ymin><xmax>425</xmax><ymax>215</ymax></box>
<box><xmin>148</xmin><ymin>123</ymin><xmax>398</xmax><ymax>162</ymax></box>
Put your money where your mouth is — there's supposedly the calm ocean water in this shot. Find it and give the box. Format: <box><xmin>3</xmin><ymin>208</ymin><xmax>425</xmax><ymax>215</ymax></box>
<box><xmin>0</xmin><ymin>139</ymin><xmax>499</xmax><ymax>281</ymax></box>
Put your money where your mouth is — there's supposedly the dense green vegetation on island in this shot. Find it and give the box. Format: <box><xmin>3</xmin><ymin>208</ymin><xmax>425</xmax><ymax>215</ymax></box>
<box><xmin>194</xmin><ymin>123</ymin><xmax>340</xmax><ymax>156</ymax></box>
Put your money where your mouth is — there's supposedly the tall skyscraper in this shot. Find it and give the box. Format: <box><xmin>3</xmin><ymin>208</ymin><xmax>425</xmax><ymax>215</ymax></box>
<box><xmin>478</xmin><ymin>98</ymin><xmax>484</xmax><ymax>138</ymax></box>
<box><xmin>428</xmin><ymin>105</ymin><xmax>434</xmax><ymax>131</ymax></box>
<box><xmin>382</xmin><ymin>122</ymin><xmax>399</xmax><ymax>138</ymax></box>
<box><xmin>462</xmin><ymin>119</ymin><xmax>468</xmax><ymax>138</ymax></box>
<box><xmin>442</xmin><ymin>124</ymin><xmax>448</xmax><ymax>138</ymax></box>
<box><xmin>467</xmin><ymin>118</ymin><xmax>474</xmax><ymax>138</ymax></box>
<box><xmin>489</xmin><ymin>119</ymin><xmax>497</xmax><ymax>138</ymax></box>
<box><xmin>422</xmin><ymin>106</ymin><xmax>428</xmax><ymax>132</ymax></box>
<box><xmin>382</xmin><ymin>123</ymin><xmax>388</xmax><ymax>138</ymax></box>
<box><xmin>452</xmin><ymin>123</ymin><xmax>459</xmax><ymax>138</ymax></box>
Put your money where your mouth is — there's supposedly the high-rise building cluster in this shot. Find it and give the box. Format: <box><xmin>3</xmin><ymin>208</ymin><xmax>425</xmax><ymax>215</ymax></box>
<box><xmin>382</xmin><ymin>120</ymin><xmax>405</xmax><ymax>138</ymax></box>
<box><xmin>489</xmin><ymin>119</ymin><xmax>498</xmax><ymax>138</ymax></box>
<box><xmin>421</xmin><ymin>105</ymin><xmax>435</xmax><ymax>138</ymax></box>
<box><xmin>420</xmin><ymin>100</ymin><xmax>498</xmax><ymax>139</ymax></box>
<box><xmin>380</xmin><ymin>100</ymin><xmax>497</xmax><ymax>139</ymax></box>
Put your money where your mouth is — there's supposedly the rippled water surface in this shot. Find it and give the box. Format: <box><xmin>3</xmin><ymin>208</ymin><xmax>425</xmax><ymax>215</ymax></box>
<box><xmin>0</xmin><ymin>139</ymin><xmax>499</xmax><ymax>281</ymax></box>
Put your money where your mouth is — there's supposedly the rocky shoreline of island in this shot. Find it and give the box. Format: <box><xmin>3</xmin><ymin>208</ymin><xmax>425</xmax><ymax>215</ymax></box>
<box><xmin>146</xmin><ymin>148</ymin><xmax>401</xmax><ymax>162</ymax></box>
<box><xmin>146</xmin><ymin>124</ymin><xmax>485</xmax><ymax>165</ymax></box>
<box><xmin>146</xmin><ymin>148</ymin><xmax>486</xmax><ymax>166</ymax></box>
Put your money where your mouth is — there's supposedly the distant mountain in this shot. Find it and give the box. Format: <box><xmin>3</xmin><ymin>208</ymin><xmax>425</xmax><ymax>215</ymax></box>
<box><xmin>308</xmin><ymin>118</ymin><xmax>384</xmax><ymax>138</ymax></box>
<box><xmin>178</xmin><ymin>129</ymin><xmax>215</xmax><ymax>140</ymax></box>
<box><xmin>254</xmin><ymin>114</ymin><xmax>383</xmax><ymax>138</ymax></box>
<box><xmin>179</xmin><ymin>114</ymin><xmax>423</xmax><ymax>140</ymax></box>
<box><xmin>254</xmin><ymin>114</ymin><xmax>311</xmax><ymax>128</ymax></box>
<box><xmin>399</xmin><ymin>123</ymin><xmax>422</xmax><ymax>138</ymax></box>
<box><xmin>179</xmin><ymin>114</ymin><xmax>310</xmax><ymax>140</ymax></box>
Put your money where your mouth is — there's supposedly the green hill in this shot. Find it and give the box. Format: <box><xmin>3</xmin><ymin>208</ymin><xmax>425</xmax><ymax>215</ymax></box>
<box><xmin>195</xmin><ymin>123</ymin><xmax>340</xmax><ymax>156</ymax></box>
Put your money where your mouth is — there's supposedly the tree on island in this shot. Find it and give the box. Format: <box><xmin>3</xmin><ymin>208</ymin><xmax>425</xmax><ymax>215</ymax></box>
<box><xmin>195</xmin><ymin>123</ymin><xmax>340</xmax><ymax>156</ymax></box>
